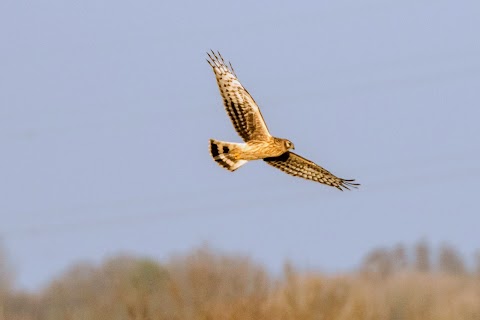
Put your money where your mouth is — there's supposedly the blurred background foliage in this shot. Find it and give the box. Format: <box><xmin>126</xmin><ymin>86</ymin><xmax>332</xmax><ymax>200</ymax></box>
<box><xmin>1</xmin><ymin>240</ymin><xmax>480</xmax><ymax>320</ymax></box>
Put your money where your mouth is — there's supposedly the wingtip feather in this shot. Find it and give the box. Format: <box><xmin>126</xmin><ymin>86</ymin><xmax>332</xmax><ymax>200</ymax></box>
<box><xmin>338</xmin><ymin>179</ymin><xmax>360</xmax><ymax>191</ymax></box>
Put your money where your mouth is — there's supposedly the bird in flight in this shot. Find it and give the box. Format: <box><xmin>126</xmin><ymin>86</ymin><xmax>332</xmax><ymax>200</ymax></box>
<box><xmin>207</xmin><ymin>50</ymin><xmax>359</xmax><ymax>191</ymax></box>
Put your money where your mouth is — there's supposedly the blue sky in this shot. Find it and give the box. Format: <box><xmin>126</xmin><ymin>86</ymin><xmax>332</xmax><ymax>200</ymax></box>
<box><xmin>1</xmin><ymin>0</ymin><xmax>479</xmax><ymax>290</ymax></box>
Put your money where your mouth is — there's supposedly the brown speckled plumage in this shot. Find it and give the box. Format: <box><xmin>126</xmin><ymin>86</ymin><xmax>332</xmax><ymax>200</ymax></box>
<box><xmin>207</xmin><ymin>50</ymin><xmax>359</xmax><ymax>191</ymax></box>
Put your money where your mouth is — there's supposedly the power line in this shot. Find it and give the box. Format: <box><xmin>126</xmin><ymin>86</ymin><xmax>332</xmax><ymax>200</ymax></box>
<box><xmin>2</xmin><ymin>165</ymin><xmax>479</xmax><ymax>239</ymax></box>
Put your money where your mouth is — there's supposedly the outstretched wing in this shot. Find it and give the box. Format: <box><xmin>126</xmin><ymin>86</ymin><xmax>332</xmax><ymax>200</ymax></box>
<box><xmin>264</xmin><ymin>152</ymin><xmax>359</xmax><ymax>191</ymax></box>
<box><xmin>207</xmin><ymin>51</ymin><xmax>271</xmax><ymax>142</ymax></box>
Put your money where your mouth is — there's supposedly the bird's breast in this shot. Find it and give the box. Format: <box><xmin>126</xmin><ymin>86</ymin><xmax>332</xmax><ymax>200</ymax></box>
<box><xmin>241</xmin><ymin>140</ymin><xmax>285</xmax><ymax>160</ymax></box>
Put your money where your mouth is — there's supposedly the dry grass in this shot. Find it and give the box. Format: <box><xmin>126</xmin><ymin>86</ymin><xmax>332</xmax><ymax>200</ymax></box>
<box><xmin>2</xmin><ymin>246</ymin><xmax>480</xmax><ymax>320</ymax></box>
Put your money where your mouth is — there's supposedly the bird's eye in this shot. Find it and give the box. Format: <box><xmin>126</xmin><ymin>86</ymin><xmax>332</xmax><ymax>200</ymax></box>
<box><xmin>285</xmin><ymin>141</ymin><xmax>291</xmax><ymax>148</ymax></box>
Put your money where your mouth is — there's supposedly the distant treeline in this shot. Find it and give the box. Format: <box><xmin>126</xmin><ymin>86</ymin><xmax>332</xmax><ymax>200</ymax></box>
<box><xmin>1</xmin><ymin>240</ymin><xmax>480</xmax><ymax>320</ymax></box>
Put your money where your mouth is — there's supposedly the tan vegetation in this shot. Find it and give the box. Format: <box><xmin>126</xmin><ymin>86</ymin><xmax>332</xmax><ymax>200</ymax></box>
<box><xmin>2</xmin><ymin>242</ymin><xmax>480</xmax><ymax>320</ymax></box>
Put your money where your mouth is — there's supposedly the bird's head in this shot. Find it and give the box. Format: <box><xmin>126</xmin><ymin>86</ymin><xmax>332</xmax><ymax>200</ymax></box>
<box><xmin>283</xmin><ymin>139</ymin><xmax>295</xmax><ymax>151</ymax></box>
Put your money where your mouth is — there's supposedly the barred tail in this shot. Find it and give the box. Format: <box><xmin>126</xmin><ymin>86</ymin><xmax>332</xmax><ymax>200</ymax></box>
<box><xmin>209</xmin><ymin>139</ymin><xmax>248</xmax><ymax>172</ymax></box>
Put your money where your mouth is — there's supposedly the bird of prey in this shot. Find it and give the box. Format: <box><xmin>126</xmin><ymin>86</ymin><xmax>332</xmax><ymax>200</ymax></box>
<box><xmin>207</xmin><ymin>51</ymin><xmax>359</xmax><ymax>191</ymax></box>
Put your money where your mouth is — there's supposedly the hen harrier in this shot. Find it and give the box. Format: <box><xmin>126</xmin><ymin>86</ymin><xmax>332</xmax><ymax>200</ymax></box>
<box><xmin>207</xmin><ymin>51</ymin><xmax>359</xmax><ymax>191</ymax></box>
